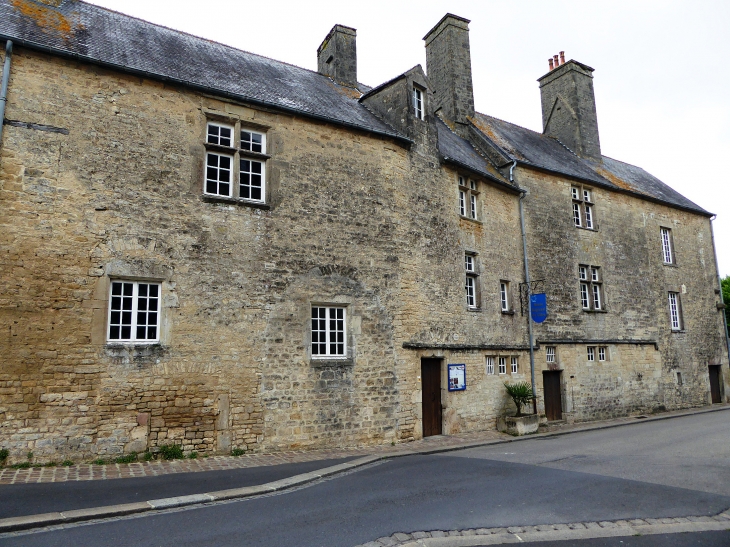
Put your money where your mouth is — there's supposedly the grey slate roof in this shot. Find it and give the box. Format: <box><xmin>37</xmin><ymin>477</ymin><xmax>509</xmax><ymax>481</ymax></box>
<box><xmin>436</xmin><ymin>119</ymin><xmax>514</xmax><ymax>189</ymax></box>
<box><xmin>471</xmin><ymin>113</ymin><xmax>711</xmax><ymax>216</ymax></box>
<box><xmin>0</xmin><ymin>0</ymin><xmax>407</xmax><ymax>142</ymax></box>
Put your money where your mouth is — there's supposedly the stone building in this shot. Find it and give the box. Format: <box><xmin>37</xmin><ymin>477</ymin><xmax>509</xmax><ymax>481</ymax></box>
<box><xmin>0</xmin><ymin>1</ymin><xmax>727</xmax><ymax>462</ymax></box>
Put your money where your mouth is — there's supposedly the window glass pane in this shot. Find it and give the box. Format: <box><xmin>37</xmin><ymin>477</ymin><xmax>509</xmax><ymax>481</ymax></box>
<box><xmin>573</xmin><ymin>203</ymin><xmax>581</xmax><ymax>226</ymax></box>
<box><xmin>240</xmin><ymin>159</ymin><xmax>265</xmax><ymax>202</ymax></box>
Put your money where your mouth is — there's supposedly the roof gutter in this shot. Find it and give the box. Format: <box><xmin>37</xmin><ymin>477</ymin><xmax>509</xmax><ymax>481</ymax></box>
<box><xmin>0</xmin><ymin>35</ymin><xmax>413</xmax><ymax>147</ymax></box>
<box><xmin>0</xmin><ymin>40</ymin><xmax>12</xmax><ymax>152</ymax></box>
<box><xmin>514</xmin><ymin>160</ymin><xmax>537</xmax><ymax>413</ymax></box>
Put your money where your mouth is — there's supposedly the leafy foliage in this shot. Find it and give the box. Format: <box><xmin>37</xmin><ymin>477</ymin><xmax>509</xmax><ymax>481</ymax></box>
<box><xmin>0</xmin><ymin>449</ymin><xmax>8</xmax><ymax>465</ymax></box>
<box><xmin>115</xmin><ymin>452</ymin><xmax>138</xmax><ymax>464</ymax></box>
<box><xmin>231</xmin><ymin>448</ymin><xmax>246</xmax><ymax>456</ymax></box>
<box><xmin>504</xmin><ymin>381</ymin><xmax>534</xmax><ymax>417</ymax></box>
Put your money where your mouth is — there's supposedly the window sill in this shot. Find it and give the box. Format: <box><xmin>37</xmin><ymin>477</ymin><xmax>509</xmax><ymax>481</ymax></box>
<box><xmin>574</xmin><ymin>226</ymin><xmax>599</xmax><ymax>232</ymax></box>
<box><xmin>671</xmin><ymin>329</ymin><xmax>686</xmax><ymax>334</ymax></box>
<box><xmin>201</xmin><ymin>195</ymin><xmax>271</xmax><ymax>210</ymax></box>
<box><xmin>310</xmin><ymin>358</ymin><xmax>354</xmax><ymax>367</ymax></box>
<box><xmin>105</xmin><ymin>342</ymin><xmax>161</xmax><ymax>348</ymax></box>
<box><xmin>582</xmin><ymin>308</ymin><xmax>608</xmax><ymax>314</ymax></box>
<box><xmin>501</xmin><ymin>310</ymin><xmax>515</xmax><ymax>316</ymax></box>
<box><xmin>459</xmin><ymin>216</ymin><xmax>483</xmax><ymax>225</ymax></box>
<box><xmin>663</xmin><ymin>263</ymin><xmax>678</xmax><ymax>268</ymax></box>
<box><xmin>467</xmin><ymin>307</ymin><xmax>482</xmax><ymax>313</ymax></box>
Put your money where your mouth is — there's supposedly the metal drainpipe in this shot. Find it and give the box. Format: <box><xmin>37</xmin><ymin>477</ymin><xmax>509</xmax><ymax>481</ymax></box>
<box><xmin>0</xmin><ymin>40</ymin><xmax>12</xmax><ymax>151</ymax></box>
<box><xmin>709</xmin><ymin>215</ymin><xmax>730</xmax><ymax>369</ymax></box>
<box><xmin>513</xmin><ymin>160</ymin><xmax>538</xmax><ymax>414</ymax></box>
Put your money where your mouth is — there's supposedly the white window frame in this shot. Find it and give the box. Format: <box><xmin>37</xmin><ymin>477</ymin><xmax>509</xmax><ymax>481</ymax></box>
<box><xmin>500</xmin><ymin>281</ymin><xmax>510</xmax><ymax>312</ymax></box>
<box><xmin>668</xmin><ymin>292</ymin><xmax>682</xmax><ymax>331</ymax></box>
<box><xmin>546</xmin><ymin>346</ymin><xmax>556</xmax><ymax>363</ymax></box>
<box><xmin>661</xmin><ymin>227</ymin><xmax>674</xmax><ymax>265</ymax></box>
<box><xmin>204</xmin><ymin>120</ymin><xmax>268</xmax><ymax>204</ymax></box>
<box><xmin>598</xmin><ymin>346</ymin><xmax>606</xmax><ymax>361</ymax></box>
<box><xmin>587</xmin><ymin>346</ymin><xmax>595</xmax><ymax>361</ymax></box>
<box><xmin>498</xmin><ymin>357</ymin><xmax>507</xmax><ymax>375</ymax></box>
<box><xmin>413</xmin><ymin>87</ymin><xmax>424</xmax><ymax>120</ymax></box>
<box><xmin>486</xmin><ymin>356</ymin><xmax>495</xmax><ymax>375</ymax></box>
<box><xmin>311</xmin><ymin>306</ymin><xmax>347</xmax><ymax>358</ymax></box>
<box><xmin>511</xmin><ymin>356</ymin><xmax>518</xmax><ymax>374</ymax></box>
<box><xmin>465</xmin><ymin>253</ymin><xmax>479</xmax><ymax>309</ymax></box>
<box><xmin>580</xmin><ymin>264</ymin><xmax>604</xmax><ymax>311</ymax></box>
<box><xmin>107</xmin><ymin>280</ymin><xmax>161</xmax><ymax>343</ymax></box>
<box><xmin>458</xmin><ymin>176</ymin><xmax>478</xmax><ymax>220</ymax></box>
<box><xmin>571</xmin><ymin>185</ymin><xmax>595</xmax><ymax>229</ymax></box>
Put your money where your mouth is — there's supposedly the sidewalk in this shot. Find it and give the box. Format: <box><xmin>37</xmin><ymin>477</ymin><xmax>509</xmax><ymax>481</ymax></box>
<box><xmin>1</xmin><ymin>403</ymin><xmax>727</xmax><ymax>534</ymax></box>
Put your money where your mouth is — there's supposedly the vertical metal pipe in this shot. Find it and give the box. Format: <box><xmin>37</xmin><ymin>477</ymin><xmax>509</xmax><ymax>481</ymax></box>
<box><xmin>0</xmin><ymin>40</ymin><xmax>13</xmax><ymax>150</ymax></box>
<box><xmin>709</xmin><ymin>216</ymin><xmax>730</xmax><ymax>369</ymax></box>
<box><xmin>513</xmin><ymin>161</ymin><xmax>537</xmax><ymax>414</ymax></box>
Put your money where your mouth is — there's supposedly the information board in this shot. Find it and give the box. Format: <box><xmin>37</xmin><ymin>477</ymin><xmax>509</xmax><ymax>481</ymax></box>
<box><xmin>448</xmin><ymin>364</ymin><xmax>466</xmax><ymax>391</ymax></box>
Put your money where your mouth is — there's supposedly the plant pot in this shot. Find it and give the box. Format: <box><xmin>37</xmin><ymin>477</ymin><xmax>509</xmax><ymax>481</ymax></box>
<box><xmin>497</xmin><ymin>414</ymin><xmax>540</xmax><ymax>436</ymax></box>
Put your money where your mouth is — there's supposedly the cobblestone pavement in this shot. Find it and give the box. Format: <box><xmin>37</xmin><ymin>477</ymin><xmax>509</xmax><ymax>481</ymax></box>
<box><xmin>1</xmin><ymin>404</ymin><xmax>725</xmax><ymax>485</ymax></box>
<box><xmin>353</xmin><ymin>511</ymin><xmax>730</xmax><ymax>547</ymax></box>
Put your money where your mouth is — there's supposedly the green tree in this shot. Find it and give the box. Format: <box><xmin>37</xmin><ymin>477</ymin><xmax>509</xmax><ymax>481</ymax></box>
<box><xmin>722</xmin><ymin>275</ymin><xmax>730</xmax><ymax>335</ymax></box>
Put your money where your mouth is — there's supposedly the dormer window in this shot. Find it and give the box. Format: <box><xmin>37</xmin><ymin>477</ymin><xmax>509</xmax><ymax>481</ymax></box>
<box><xmin>571</xmin><ymin>185</ymin><xmax>596</xmax><ymax>230</ymax></box>
<box><xmin>458</xmin><ymin>176</ymin><xmax>479</xmax><ymax>220</ymax></box>
<box><xmin>413</xmin><ymin>87</ymin><xmax>424</xmax><ymax>120</ymax></box>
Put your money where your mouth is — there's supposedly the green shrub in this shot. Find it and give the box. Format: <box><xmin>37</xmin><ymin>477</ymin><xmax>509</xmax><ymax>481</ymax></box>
<box><xmin>11</xmin><ymin>462</ymin><xmax>31</xmax><ymax>469</ymax></box>
<box><xmin>92</xmin><ymin>459</ymin><xmax>107</xmax><ymax>465</ymax></box>
<box><xmin>158</xmin><ymin>444</ymin><xmax>184</xmax><ymax>460</ymax></box>
<box><xmin>188</xmin><ymin>452</ymin><xmax>198</xmax><ymax>459</ymax></box>
<box><xmin>0</xmin><ymin>448</ymin><xmax>8</xmax><ymax>465</ymax></box>
<box><xmin>115</xmin><ymin>452</ymin><xmax>138</xmax><ymax>464</ymax></box>
<box><xmin>61</xmin><ymin>460</ymin><xmax>74</xmax><ymax>466</ymax></box>
<box><xmin>231</xmin><ymin>448</ymin><xmax>245</xmax><ymax>457</ymax></box>
<box><xmin>143</xmin><ymin>451</ymin><xmax>154</xmax><ymax>462</ymax></box>
<box><xmin>44</xmin><ymin>461</ymin><xmax>58</xmax><ymax>467</ymax></box>
<box><xmin>26</xmin><ymin>451</ymin><xmax>33</xmax><ymax>461</ymax></box>
<box><xmin>504</xmin><ymin>381</ymin><xmax>534</xmax><ymax>417</ymax></box>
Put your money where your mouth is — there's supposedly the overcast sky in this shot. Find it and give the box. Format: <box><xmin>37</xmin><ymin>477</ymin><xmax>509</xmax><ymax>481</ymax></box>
<box><xmin>88</xmin><ymin>0</ymin><xmax>730</xmax><ymax>278</ymax></box>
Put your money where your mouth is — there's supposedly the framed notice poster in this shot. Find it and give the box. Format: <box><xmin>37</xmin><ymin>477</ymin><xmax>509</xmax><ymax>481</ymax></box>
<box><xmin>448</xmin><ymin>364</ymin><xmax>466</xmax><ymax>391</ymax></box>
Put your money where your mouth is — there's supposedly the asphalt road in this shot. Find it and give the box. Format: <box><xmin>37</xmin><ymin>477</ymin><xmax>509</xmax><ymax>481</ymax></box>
<box><xmin>3</xmin><ymin>411</ymin><xmax>729</xmax><ymax>547</ymax></box>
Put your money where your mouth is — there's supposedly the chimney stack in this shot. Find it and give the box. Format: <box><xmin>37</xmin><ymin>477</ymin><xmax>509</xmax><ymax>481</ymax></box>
<box><xmin>423</xmin><ymin>14</ymin><xmax>475</xmax><ymax>127</ymax></box>
<box><xmin>538</xmin><ymin>56</ymin><xmax>602</xmax><ymax>160</ymax></box>
<box><xmin>317</xmin><ymin>25</ymin><xmax>358</xmax><ymax>88</ymax></box>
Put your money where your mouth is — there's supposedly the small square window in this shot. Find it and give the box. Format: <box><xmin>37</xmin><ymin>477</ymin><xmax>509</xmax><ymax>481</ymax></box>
<box><xmin>511</xmin><ymin>356</ymin><xmax>518</xmax><ymax>374</ymax></box>
<box><xmin>207</xmin><ymin>122</ymin><xmax>233</xmax><ymax>147</ymax></box>
<box><xmin>486</xmin><ymin>356</ymin><xmax>495</xmax><ymax>375</ymax></box>
<box><xmin>240</xmin><ymin>130</ymin><xmax>265</xmax><ymax>153</ymax></box>
<box><xmin>108</xmin><ymin>281</ymin><xmax>161</xmax><ymax>343</ymax></box>
<box><xmin>598</xmin><ymin>347</ymin><xmax>606</xmax><ymax>361</ymax></box>
<box><xmin>587</xmin><ymin>346</ymin><xmax>595</xmax><ymax>361</ymax></box>
<box><xmin>498</xmin><ymin>357</ymin><xmax>507</xmax><ymax>375</ymax></box>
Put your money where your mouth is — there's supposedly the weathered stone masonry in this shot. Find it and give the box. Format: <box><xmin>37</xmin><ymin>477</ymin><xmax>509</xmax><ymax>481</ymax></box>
<box><xmin>0</xmin><ymin>3</ymin><xmax>726</xmax><ymax>463</ymax></box>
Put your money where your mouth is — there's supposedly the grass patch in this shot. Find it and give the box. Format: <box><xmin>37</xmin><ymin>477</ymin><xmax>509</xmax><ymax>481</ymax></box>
<box><xmin>231</xmin><ymin>448</ymin><xmax>245</xmax><ymax>457</ymax></box>
<box><xmin>61</xmin><ymin>460</ymin><xmax>74</xmax><ymax>467</ymax></box>
<box><xmin>188</xmin><ymin>452</ymin><xmax>198</xmax><ymax>459</ymax></box>
<box><xmin>11</xmin><ymin>462</ymin><xmax>31</xmax><ymax>469</ymax></box>
<box><xmin>44</xmin><ymin>461</ymin><xmax>58</xmax><ymax>467</ymax></box>
<box><xmin>158</xmin><ymin>444</ymin><xmax>184</xmax><ymax>461</ymax></box>
<box><xmin>0</xmin><ymin>448</ymin><xmax>8</xmax><ymax>466</ymax></box>
<box><xmin>115</xmin><ymin>452</ymin><xmax>138</xmax><ymax>464</ymax></box>
<box><xmin>143</xmin><ymin>451</ymin><xmax>154</xmax><ymax>462</ymax></box>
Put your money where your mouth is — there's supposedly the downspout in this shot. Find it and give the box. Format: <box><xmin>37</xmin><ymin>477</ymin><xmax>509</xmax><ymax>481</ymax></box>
<box><xmin>0</xmin><ymin>40</ymin><xmax>13</xmax><ymax>151</ymax></box>
<box><xmin>513</xmin><ymin>160</ymin><xmax>538</xmax><ymax>414</ymax></box>
<box><xmin>709</xmin><ymin>215</ymin><xmax>730</xmax><ymax>370</ymax></box>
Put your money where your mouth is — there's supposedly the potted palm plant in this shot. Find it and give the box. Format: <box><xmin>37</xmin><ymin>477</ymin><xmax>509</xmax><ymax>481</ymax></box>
<box><xmin>497</xmin><ymin>381</ymin><xmax>539</xmax><ymax>435</ymax></box>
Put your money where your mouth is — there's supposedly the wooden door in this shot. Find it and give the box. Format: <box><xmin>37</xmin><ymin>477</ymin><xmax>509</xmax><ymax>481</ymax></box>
<box><xmin>543</xmin><ymin>370</ymin><xmax>563</xmax><ymax>421</ymax></box>
<box><xmin>709</xmin><ymin>365</ymin><xmax>722</xmax><ymax>404</ymax></box>
<box><xmin>421</xmin><ymin>358</ymin><xmax>442</xmax><ymax>437</ymax></box>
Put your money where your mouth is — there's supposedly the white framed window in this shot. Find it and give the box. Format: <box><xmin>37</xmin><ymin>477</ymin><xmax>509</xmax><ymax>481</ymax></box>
<box><xmin>598</xmin><ymin>346</ymin><xmax>606</xmax><ymax>361</ymax></box>
<box><xmin>511</xmin><ymin>356</ymin><xmax>518</xmax><ymax>374</ymax></box>
<box><xmin>458</xmin><ymin>175</ymin><xmax>478</xmax><ymax>220</ymax></box>
<box><xmin>107</xmin><ymin>281</ymin><xmax>161</xmax><ymax>343</ymax></box>
<box><xmin>579</xmin><ymin>264</ymin><xmax>604</xmax><ymax>311</ymax></box>
<box><xmin>465</xmin><ymin>253</ymin><xmax>479</xmax><ymax>309</ymax></box>
<box><xmin>498</xmin><ymin>357</ymin><xmax>507</xmax><ymax>375</ymax></box>
<box><xmin>486</xmin><ymin>356</ymin><xmax>495</xmax><ymax>375</ymax></box>
<box><xmin>311</xmin><ymin>306</ymin><xmax>346</xmax><ymax>358</ymax></box>
<box><xmin>546</xmin><ymin>346</ymin><xmax>556</xmax><ymax>363</ymax></box>
<box><xmin>500</xmin><ymin>281</ymin><xmax>510</xmax><ymax>312</ymax></box>
<box><xmin>661</xmin><ymin>227</ymin><xmax>674</xmax><ymax>265</ymax></box>
<box><xmin>413</xmin><ymin>87</ymin><xmax>424</xmax><ymax>120</ymax></box>
<box><xmin>668</xmin><ymin>292</ymin><xmax>683</xmax><ymax>331</ymax></box>
<box><xmin>571</xmin><ymin>185</ymin><xmax>596</xmax><ymax>229</ymax></box>
<box><xmin>587</xmin><ymin>346</ymin><xmax>595</xmax><ymax>361</ymax></box>
<box><xmin>204</xmin><ymin>121</ymin><xmax>267</xmax><ymax>204</ymax></box>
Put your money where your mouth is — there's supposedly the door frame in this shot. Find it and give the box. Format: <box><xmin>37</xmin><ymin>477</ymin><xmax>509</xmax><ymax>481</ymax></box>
<box><xmin>542</xmin><ymin>370</ymin><xmax>563</xmax><ymax>421</ymax></box>
<box><xmin>709</xmin><ymin>365</ymin><xmax>723</xmax><ymax>404</ymax></box>
<box><xmin>421</xmin><ymin>357</ymin><xmax>443</xmax><ymax>437</ymax></box>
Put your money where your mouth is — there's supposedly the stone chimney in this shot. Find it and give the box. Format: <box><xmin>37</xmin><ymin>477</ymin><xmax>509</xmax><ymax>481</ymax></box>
<box><xmin>317</xmin><ymin>25</ymin><xmax>357</xmax><ymax>88</ymax></box>
<box><xmin>538</xmin><ymin>58</ymin><xmax>602</xmax><ymax>160</ymax></box>
<box><xmin>423</xmin><ymin>14</ymin><xmax>475</xmax><ymax>126</ymax></box>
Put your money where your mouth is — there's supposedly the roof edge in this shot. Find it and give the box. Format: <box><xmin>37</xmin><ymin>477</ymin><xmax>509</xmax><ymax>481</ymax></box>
<box><xmin>514</xmin><ymin>160</ymin><xmax>713</xmax><ymax>217</ymax></box>
<box><xmin>442</xmin><ymin>156</ymin><xmax>522</xmax><ymax>195</ymax></box>
<box><xmin>1</xmin><ymin>35</ymin><xmax>412</xmax><ymax>146</ymax></box>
